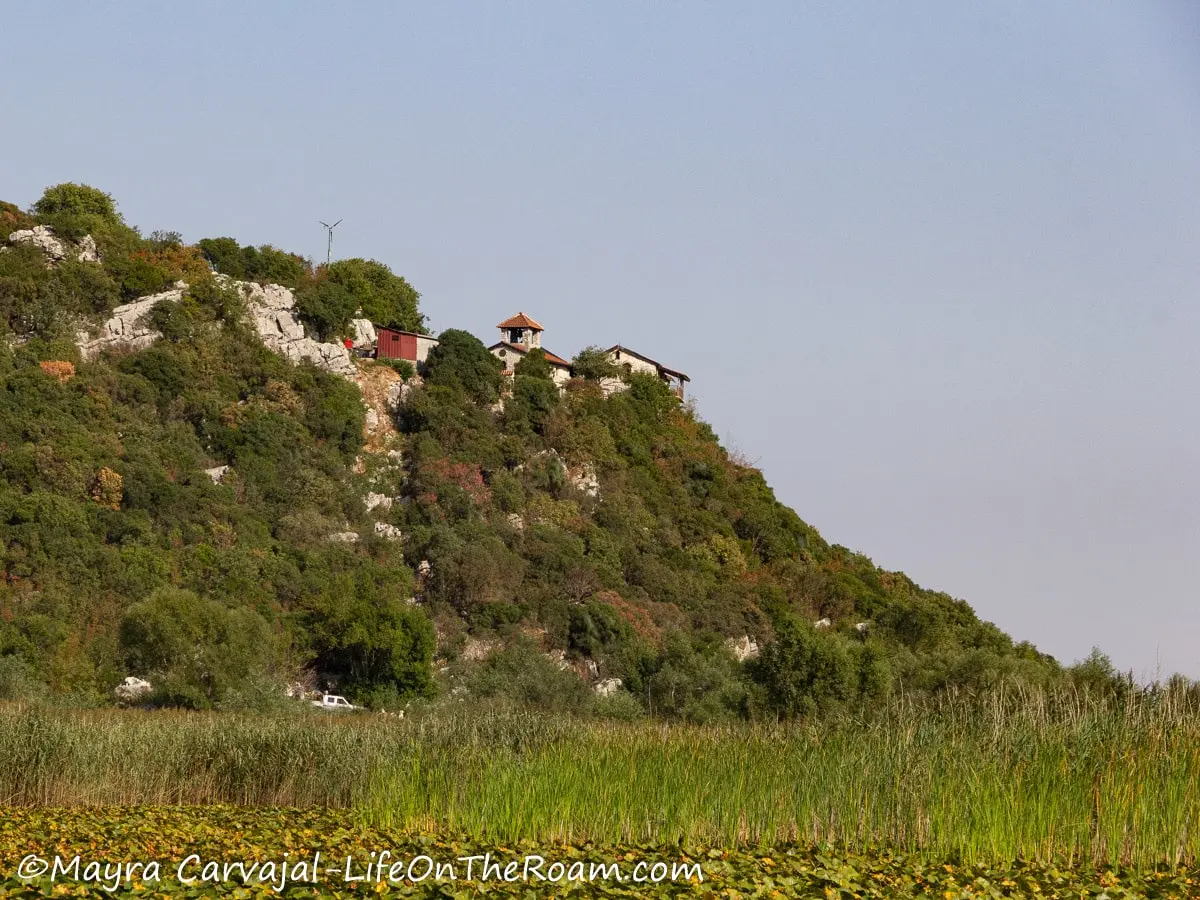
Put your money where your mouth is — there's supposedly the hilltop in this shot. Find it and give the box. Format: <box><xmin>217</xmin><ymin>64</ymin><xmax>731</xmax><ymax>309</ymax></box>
<box><xmin>0</xmin><ymin>183</ymin><xmax>1102</xmax><ymax>718</ymax></box>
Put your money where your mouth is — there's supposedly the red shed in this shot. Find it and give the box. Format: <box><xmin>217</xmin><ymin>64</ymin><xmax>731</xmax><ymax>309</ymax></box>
<box><xmin>375</xmin><ymin>326</ymin><xmax>438</xmax><ymax>364</ymax></box>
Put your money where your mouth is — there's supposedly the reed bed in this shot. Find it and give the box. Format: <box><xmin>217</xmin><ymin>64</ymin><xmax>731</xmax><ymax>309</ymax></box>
<box><xmin>2</xmin><ymin>687</ymin><xmax>1198</xmax><ymax>867</ymax></box>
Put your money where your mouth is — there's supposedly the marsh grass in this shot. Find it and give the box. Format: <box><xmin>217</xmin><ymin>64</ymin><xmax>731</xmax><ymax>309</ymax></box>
<box><xmin>2</xmin><ymin>686</ymin><xmax>1198</xmax><ymax>867</ymax></box>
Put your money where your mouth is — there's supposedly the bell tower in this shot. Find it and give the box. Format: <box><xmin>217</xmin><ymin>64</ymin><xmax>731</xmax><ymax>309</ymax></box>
<box><xmin>496</xmin><ymin>312</ymin><xmax>544</xmax><ymax>349</ymax></box>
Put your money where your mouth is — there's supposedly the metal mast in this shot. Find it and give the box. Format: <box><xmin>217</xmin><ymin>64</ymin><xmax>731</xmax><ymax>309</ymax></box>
<box><xmin>319</xmin><ymin>219</ymin><xmax>342</xmax><ymax>266</ymax></box>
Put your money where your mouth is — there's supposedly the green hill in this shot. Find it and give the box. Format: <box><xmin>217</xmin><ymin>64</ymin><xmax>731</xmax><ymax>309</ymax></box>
<box><xmin>0</xmin><ymin>183</ymin><xmax>1085</xmax><ymax>718</ymax></box>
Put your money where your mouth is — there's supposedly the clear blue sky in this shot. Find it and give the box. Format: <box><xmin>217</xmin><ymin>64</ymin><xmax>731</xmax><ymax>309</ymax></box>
<box><xmin>4</xmin><ymin>1</ymin><xmax>1198</xmax><ymax>678</ymax></box>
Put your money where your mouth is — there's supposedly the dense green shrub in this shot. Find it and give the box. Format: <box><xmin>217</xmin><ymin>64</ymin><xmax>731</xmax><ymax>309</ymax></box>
<box><xmin>294</xmin><ymin>279</ymin><xmax>356</xmax><ymax>340</ymax></box>
<box><xmin>304</xmin><ymin>570</ymin><xmax>435</xmax><ymax>701</ymax></box>
<box><xmin>513</xmin><ymin>347</ymin><xmax>552</xmax><ymax>380</ymax></box>
<box><xmin>197</xmin><ymin>237</ymin><xmax>309</xmax><ymax>288</ymax></box>
<box><xmin>571</xmin><ymin>345</ymin><xmax>620</xmax><ymax>381</ymax></box>
<box><xmin>32</xmin><ymin>183</ymin><xmax>122</xmax><ymax>239</ymax></box>
<box><xmin>424</xmin><ymin>329</ymin><xmax>504</xmax><ymax>405</ymax></box>
<box><xmin>321</xmin><ymin>258</ymin><xmax>423</xmax><ymax>333</ymax></box>
<box><xmin>118</xmin><ymin>587</ymin><xmax>273</xmax><ymax>708</ymax></box>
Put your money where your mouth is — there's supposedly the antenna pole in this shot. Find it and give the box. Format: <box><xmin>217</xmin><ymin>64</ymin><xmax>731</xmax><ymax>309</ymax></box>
<box><xmin>319</xmin><ymin>219</ymin><xmax>343</xmax><ymax>266</ymax></box>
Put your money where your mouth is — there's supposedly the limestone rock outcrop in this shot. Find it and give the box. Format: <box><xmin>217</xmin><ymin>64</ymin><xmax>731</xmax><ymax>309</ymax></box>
<box><xmin>76</xmin><ymin>286</ymin><xmax>185</xmax><ymax>360</ymax></box>
<box><xmin>113</xmin><ymin>676</ymin><xmax>153</xmax><ymax>704</ymax></box>
<box><xmin>73</xmin><ymin>277</ymin><xmax>359</xmax><ymax>380</ymax></box>
<box><xmin>725</xmin><ymin>635</ymin><xmax>760</xmax><ymax>662</ymax></box>
<box><xmin>350</xmin><ymin>318</ymin><xmax>376</xmax><ymax>350</ymax></box>
<box><xmin>373</xmin><ymin>522</ymin><xmax>403</xmax><ymax>540</ymax></box>
<box><xmin>7</xmin><ymin>225</ymin><xmax>100</xmax><ymax>264</ymax></box>
<box><xmin>594</xmin><ymin>677</ymin><xmax>623</xmax><ymax>696</ymax></box>
<box><xmin>234</xmin><ymin>279</ymin><xmax>357</xmax><ymax>378</ymax></box>
<box><xmin>569</xmin><ymin>462</ymin><xmax>600</xmax><ymax>498</ymax></box>
<box><xmin>204</xmin><ymin>466</ymin><xmax>230</xmax><ymax>484</ymax></box>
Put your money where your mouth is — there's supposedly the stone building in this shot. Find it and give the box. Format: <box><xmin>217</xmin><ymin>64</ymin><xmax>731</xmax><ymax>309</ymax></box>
<box><xmin>488</xmin><ymin>312</ymin><xmax>572</xmax><ymax>387</ymax></box>
<box><xmin>603</xmin><ymin>344</ymin><xmax>690</xmax><ymax>398</ymax></box>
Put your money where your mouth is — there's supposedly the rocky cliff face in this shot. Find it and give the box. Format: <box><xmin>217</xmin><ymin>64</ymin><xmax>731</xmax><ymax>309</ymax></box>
<box><xmin>74</xmin><ymin>275</ymin><xmax>362</xmax><ymax>379</ymax></box>
<box><xmin>1</xmin><ymin>223</ymin><xmax>361</xmax><ymax>381</ymax></box>
<box><xmin>237</xmin><ymin>278</ymin><xmax>359</xmax><ymax>378</ymax></box>
<box><xmin>75</xmin><ymin>285</ymin><xmax>186</xmax><ymax>359</ymax></box>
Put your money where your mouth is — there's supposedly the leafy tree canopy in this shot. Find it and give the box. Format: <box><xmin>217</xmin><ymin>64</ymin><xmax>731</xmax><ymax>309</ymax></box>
<box><xmin>323</xmin><ymin>258</ymin><xmax>424</xmax><ymax>334</ymax></box>
<box><xmin>33</xmin><ymin>183</ymin><xmax>122</xmax><ymax>227</ymax></box>
<box><xmin>424</xmin><ymin>328</ymin><xmax>504</xmax><ymax>405</ymax></box>
<box><xmin>571</xmin><ymin>345</ymin><xmax>620</xmax><ymax>381</ymax></box>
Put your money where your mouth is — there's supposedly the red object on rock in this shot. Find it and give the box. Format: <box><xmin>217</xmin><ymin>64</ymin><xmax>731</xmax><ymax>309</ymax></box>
<box><xmin>344</xmin><ymin>338</ymin><xmax>353</xmax><ymax>349</ymax></box>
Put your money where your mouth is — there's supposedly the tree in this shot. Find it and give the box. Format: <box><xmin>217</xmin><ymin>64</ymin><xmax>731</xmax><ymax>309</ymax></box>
<box><xmin>0</xmin><ymin>201</ymin><xmax>35</xmax><ymax>241</ymax></box>
<box><xmin>197</xmin><ymin>238</ymin><xmax>309</xmax><ymax>288</ymax></box>
<box><xmin>424</xmin><ymin>329</ymin><xmax>503</xmax><ymax>404</ymax></box>
<box><xmin>571</xmin><ymin>345</ymin><xmax>619</xmax><ymax>381</ymax></box>
<box><xmin>754</xmin><ymin>615</ymin><xmax>856</xmax><ymax>719</ymax></box>
<box><xmin>504</xmin><ymin>375</ymin><xmax>560</xmax><ymax>435</ymax></box>
<box><xmin>306</xmin><ymin>584</ymin><xmax>435</xmax><ymax>701</ymax></box>
<box><xmin>514</xmin><ymin>347</ymin><xmax>553</xmax><ymax>380</ymax></box>
<box><xmin>33</xmin><ymin>183</ymin><xmax>121</xmax><ymax>225</ymax></box>
<box><xmin>323</xmin><ymin>258</ymin><xmax>424</xmax><ymax>333</ymax></box>
<box><xmin>294</xmin><ymin>279</ymin><xmax>357</xmax><ymax>340</ymax></box>
<box><xmin>118</xmin><ymin>588</ymin><xmax>273</xmax><ymax>708</ymax></box>
<box><xmin>196</xmin><ymin>237</ymin><xmax>245</xmax><ymax>279</ymax></box>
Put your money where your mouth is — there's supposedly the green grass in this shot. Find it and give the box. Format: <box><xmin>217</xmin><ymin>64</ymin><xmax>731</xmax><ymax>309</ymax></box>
<box><xmin>2</xmin><ymin>686</ymin><xmax>1198</xmax><ymax>868</ymax></box>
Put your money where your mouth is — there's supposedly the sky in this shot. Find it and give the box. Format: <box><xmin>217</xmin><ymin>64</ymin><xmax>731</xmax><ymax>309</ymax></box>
<box><xmin>3</xmin><ymin>1</ymin><xmax>1198</xmax><ymax>679</ymax></box>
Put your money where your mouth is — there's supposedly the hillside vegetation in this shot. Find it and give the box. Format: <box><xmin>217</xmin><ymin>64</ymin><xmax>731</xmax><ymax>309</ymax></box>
<box><xmin>0</xmin><ymin>184</ymin><xmax>1113</xmax><ymax>718</ymax></box>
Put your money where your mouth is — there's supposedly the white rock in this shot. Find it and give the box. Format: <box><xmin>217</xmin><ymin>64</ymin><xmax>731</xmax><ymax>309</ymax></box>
<box><xmin>726</xmin><ymin>635</ymin><xmax>760</xmax><ymax>662</ymax></box>
<box><xmin>546</xmin><ymin>649</ymin><xmax>569</xmax><ymax>670</ymax></box>
<box><xmin>855</xmin><ymin>621</ymin><xmax>870</xmax><ymax>634</ymax></box>
<box><xmin>8</xmin><ymin>226</ymin><xmax>100</xmax><ymax>264</ymax></box>
<box><xmin>114</xmin><ymin>676</ymin><xmax>153</xmax><ymax>703</ymax></box>
<box><xmin>364</xmin><ymin>408</ymin><xmax>379</xmax><ymax>434</ymax></box>
<box><xmin>365</xmin><ymin>492</ymin><xmax>393</xmax><ymax>512</ymax></box>
<box><xmin>461</xmin><ymin>638</ymin><xmax>497</xmax><ymax>662</ymax></box>
<box><xmin>385</xmin><ymin>381</ymin><xmax>406</xmax><ymax>410</ymax></box>
<box><xmin>506</xmin><ymin>512</ymin><xmax>525</xmax><ymax>531</ymax></box>
<box><xmin>351</xmin><ymin>318</ymin><xmax>376</xmax><ymax>349</ymax></box>
<box><xmin>417</xmin><ymin>559</ymin><xmax>432</xmax><ymax>577</ymax></box>
<box><xmin>814</xmin><ymin>618</ymin><xmax>832</xmax><ymax>630</ymax></box>
<box><xmin>76</xmin><ymin>234</ymin><xmax>100</xmax><ymax>263</ymax></box>
<box><xmin>278</xmin><ymin>314</ymin><xmax>305</xmax><ymax>340</ymax></box>
<box><xmin>569</xmin><ymin>462</ymin><xmax>600</xmax><ymax>498</ymax></box>
<box><xmin>593</xmin><ymin>677</ymin><xmax>623</xmax><ymax>697</ymax></box>
<box><xmin>373</xmin><ymin>522</ymin><xmax>403</xmax><ymax>540</ymax></box>
<box><xmin>236</xmin><ymin>280</ymin><xmax>357</xmax><ymax>378</ymax></box>
<box><xmin>204</xmin><ymin>465</ymin><xmax>230</xmax><ymax>484</ymax></box>
<box><xmin>9</xmin><ymin>225</ymin><xmax>68</xmax><ymax>261</ymax></box>
<box><xmin>76</xmin><ymin>288</ymin><xmax>183</xmax><ymax>360</ymax></box>
<box><xmin>328</xmin><ymin>531</ymin><xmax>360</xmax><ymax>543</ymax></box>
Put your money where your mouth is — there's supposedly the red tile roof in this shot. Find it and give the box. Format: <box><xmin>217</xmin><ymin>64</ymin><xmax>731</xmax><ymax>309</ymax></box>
<box><xmin>489</xmin><ymin>342</ymin><xmax>571</xmax><ymax>368</ymax></box>
<box><xmin>496</xmin><ymin>312</ymin><xmax>545</xmax><ymax>331</ymax></box>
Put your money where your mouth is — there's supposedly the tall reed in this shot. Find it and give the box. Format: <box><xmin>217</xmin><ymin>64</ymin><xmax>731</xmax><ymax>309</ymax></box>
<box><xmin>2</xmin><ymin>686</ymin><xmax>1197</xmax><ymax>867</ymax></box>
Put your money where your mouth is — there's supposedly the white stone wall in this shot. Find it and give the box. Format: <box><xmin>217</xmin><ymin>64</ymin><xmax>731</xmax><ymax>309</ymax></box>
<box><xmin>415</xmin><ymin>334</ymin><xmax>438</xmax><ymax>363</ymax></box>
<box><xmin>607</xmin><ymin>348</ymin><xmax>658</xmax><ymax>377</ymax></box>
